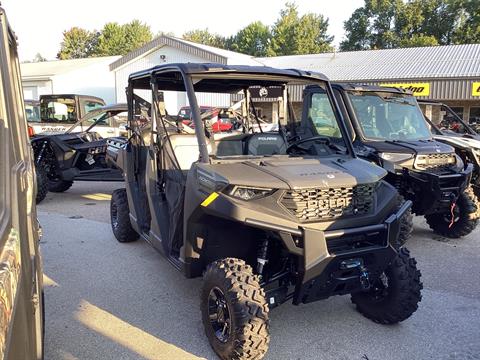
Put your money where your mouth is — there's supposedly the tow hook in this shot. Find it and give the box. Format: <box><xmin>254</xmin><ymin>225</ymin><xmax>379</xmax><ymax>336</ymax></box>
<box><xmin>359</xmin><ymin>266</ymin><xmax>371</xmax><ymax>290</ymax></box>
<box><xmin>448</xmin><ymin>192</ymin><xmax>458</xmax><ymax>229</ymax></box>
<box><xmin>339</xmin><ymin>259</ymin><xmax>371</xmax><ymax>290</ymax></box>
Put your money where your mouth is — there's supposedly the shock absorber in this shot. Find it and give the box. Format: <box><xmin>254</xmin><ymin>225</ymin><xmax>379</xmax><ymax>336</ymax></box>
<box><xmin>35</xmin><ymin>141</ymin><xmax>48</xmax><ymax>166</ymax></box>
<box><xmin>257</xmin><ymin>238</ymin><xmax>269</xmax><ymax>275</ymax></box>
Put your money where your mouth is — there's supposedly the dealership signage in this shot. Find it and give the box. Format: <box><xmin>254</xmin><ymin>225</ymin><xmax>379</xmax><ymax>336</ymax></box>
<box><xmin>472</xmin><ymin>82</ymin><xmax>480</xmax><ymax>96</ymax></box>
<box><xmin>380</xmin><ymin>82</ymin><xmax>430</xmax><ymax>96</ymax></box>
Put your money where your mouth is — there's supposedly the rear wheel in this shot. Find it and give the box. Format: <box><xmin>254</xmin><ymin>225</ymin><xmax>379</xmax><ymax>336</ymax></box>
<box><xmin>110</xmin><ymin>189</ymin><xmax>138</xmax><ymax>242</ymax></box>
<box><xmin>425</xmin><ymin>186</ymin><xmax>479</xmax><ymax>238</ymax></box>
<box><xmin>47</xmin><ymin>178</ymin><xmax>73</xmax><ymax>193</ymax></box>
<box><xmin>201</xmin><ymin>258</ymin><xmax>269</xmax><ymax>360</ymax></box>
<box><xmin>351</xmin><ymin>247</ymin><xmax>422</xmax><ymax>324</ymax></box>
<box><xmin>35</xmin><ymin>166</ymin><xmax>48</xmax><ymax>204</ymax></box>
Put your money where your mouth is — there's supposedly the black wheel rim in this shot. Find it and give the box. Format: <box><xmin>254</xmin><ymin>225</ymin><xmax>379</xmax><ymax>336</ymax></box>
<box><xmin>207</xmin><ymin>287</ymin><xmax>231</xmax><ymax>343</ymax></box>
<box><xmin>111</xmin><ymin>202</ymin><xmax>119</xmax><ymax>229</ymax></box>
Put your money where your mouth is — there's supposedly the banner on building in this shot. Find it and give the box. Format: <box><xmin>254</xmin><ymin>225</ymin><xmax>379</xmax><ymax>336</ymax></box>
<box><xmin>472</xmin><ymin>82</ymin><xmax>480</xmax><ymax>96</ymax></box>
<box><xmin>380</xmin><ymin>83</ymin><xmax>430</xmax><ymax>96</ymax></box>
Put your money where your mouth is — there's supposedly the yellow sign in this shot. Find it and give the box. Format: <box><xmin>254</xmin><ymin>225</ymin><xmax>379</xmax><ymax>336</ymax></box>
<box><xmin>380</xmin><ymin>83</ymin><xmax>430</xmax><ymax>97</ymax></box>
<box><xmin>472</xmin><ymin>82</ymin><xmax>480</xmax><ymax>96</ymax></box>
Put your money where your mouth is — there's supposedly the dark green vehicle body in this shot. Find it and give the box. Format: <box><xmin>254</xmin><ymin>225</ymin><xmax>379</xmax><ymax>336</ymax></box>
<box><xmin>0</xmin><ymin>7</ymin><xmax>44</xmax><ymax>360</ymax></box>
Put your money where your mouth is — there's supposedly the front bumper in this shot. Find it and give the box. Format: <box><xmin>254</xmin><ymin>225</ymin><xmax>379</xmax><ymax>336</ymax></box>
<box><xmin>292</xmin><ymin>200</ymin><xmax>411</xmax><ymax>304</ymax></box>
<box><xmin>193</xmin><ymin>189</ymin><xmax>411</xmax><ymax>303</ymax></box>
<box><xmin>399</xmin><ymin>164</ymin><xmax>472</xmax><ymax>215</ymax></box>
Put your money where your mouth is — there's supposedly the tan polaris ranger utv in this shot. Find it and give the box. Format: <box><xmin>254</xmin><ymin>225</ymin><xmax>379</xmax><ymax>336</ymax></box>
<box><xmin>0</xmin><ymin>7</ymin><xmax>44</xmax><ymax>360</ymax></box>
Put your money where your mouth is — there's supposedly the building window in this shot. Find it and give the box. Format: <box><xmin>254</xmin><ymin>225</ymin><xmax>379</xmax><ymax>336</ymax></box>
<box><xmin>450</xmin><ymin>107</ymin><xmax>464</xmax><ymax>120</ymax></box>
<box><xmin>469</xmin><ymin>107</ymin><xmax>480</xmax><ymax>130</ymax></box>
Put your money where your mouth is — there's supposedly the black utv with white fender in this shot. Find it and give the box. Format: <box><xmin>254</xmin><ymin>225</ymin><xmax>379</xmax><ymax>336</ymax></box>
<box><xmin>108</xmin><ymin>64</ymin><xmax>422</xmax><ymax>360</ymax></box>
<box><xmin>31</xmin><ymin>104</ymin><xmax>126</xmax><ymax>203</ymax></box>
<box><xmin>325</xmin><ymin>83</ymin><xmax>479</xmax><ymax>240</ymax></box>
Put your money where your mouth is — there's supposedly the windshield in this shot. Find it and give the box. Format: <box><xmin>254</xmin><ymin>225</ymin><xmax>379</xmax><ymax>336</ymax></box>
<box><xmin>419</xmin><ymin>103</ymin><xmax>473</xmax><ymax>135</ymax></box>
<box><xmin>80</xmin><ymin>99</ymin><xmax>104</xmax><ymax>115</ymax></box>
<box><xmin>302</xmin><ymin>87</ymin><xmax>347</xmax><ymax>151</ymax></box>
<box><xmin>25</xmin><ymin>102</ymin><xmax>40</xmax><ymax>122</ymax></box>
<box><xmin>40</xmin><ymin>97</ymin><xmax>77</xmax><ymax>123</ymax></box>
<box><xmin>308</xmin><ymin>92</ymin><xmax>343</xmax><ymax>139</ymax></box>
<box><xmin>348</xmin><ymin>92</ymin><xmax>432</xmax><ymax>141</ymax></box>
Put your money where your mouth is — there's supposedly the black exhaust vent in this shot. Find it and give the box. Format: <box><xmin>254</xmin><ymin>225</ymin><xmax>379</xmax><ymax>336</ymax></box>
<box><xmin>281</xmin><ymin>184</ymin><xmax>375</xmax><ymax>222</ymax></box>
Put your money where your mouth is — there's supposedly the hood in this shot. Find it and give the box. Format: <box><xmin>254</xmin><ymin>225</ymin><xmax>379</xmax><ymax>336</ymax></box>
<box><xmin>365</xmin><ymin>138</ymin><xmax>454</xmax><ymax>155</ymax></box>
<box><xmin>434</xmin><ymin>134</ymin><xmax>480</xmax><ymax>151</ymax></box>
<box><xmin>204</xmin><ymin>156</ymin><xmax>386</xmax><ymax>190</ymax></box>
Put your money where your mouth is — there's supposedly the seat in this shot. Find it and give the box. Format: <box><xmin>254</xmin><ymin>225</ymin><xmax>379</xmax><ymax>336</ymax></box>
<box><xmin>245</xmin><ymin>133</ymin><xmax>287</xmax><ymax>156</ymax></box>
<box><xmin>167</xmin><ymin>134</ymin><xmax>200</xmax><ymax>170</ymax></box>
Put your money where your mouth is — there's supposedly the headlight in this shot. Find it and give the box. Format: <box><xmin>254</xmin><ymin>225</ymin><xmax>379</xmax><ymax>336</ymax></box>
<box><xmin>228</xmin><ymin>186</ymin><xmax>274</xmax><ymax>201</ymax></box>
<box><xmin>378</xmin><ymin>152</ymin><xmax>414</xmax><ymax>162</ymax></box>
<box><xmin>414</xmin><ymin>153</ymin><xmax>456</xmax><ymax>169</ymax></box>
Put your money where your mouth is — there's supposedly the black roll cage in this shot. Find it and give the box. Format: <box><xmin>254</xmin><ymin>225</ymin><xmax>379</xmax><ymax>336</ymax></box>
<box><xmin>126</xmin><ymin>63</ymin><xmax>356</xmax><ymax>162</ymax></box>
<box><xmin>418</xmin><ymin>100</ymin><xmax>479</xmax><ymax>136</ymax></box>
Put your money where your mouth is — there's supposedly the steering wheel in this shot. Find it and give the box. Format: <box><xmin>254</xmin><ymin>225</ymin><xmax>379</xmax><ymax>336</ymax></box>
<box><xmin>76</xmin><ymin>132</ymin><xmax>94</xmax><ymax>143</ymax></box>
<box><xmin>287</xmin><ymin>135</ymin><xmax>331</xmax><ymax>152</ymax></box>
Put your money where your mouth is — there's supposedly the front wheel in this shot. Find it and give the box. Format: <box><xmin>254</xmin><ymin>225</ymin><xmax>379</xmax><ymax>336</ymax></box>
<box><xmin>351</xmin><ymin>247</ymin><xmax>422</xmax><ymax>324</ymax></box>
<box><xmin>201</xmin><ymin>258</ymin><xmax>270</xmax><ymax>360</ymax></box>
<box><xmin>425</xmin><ymin>186</ymin><xmax>479</xmax><ymax>238</ymax></box>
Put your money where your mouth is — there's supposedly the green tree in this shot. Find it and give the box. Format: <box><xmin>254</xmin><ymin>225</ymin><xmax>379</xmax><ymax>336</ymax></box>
<box><xmin>341</xmin><ymin>0</ymin><xmax>478</xmax><ymax>51</ymax></box>
<box><xmin>124</xmin><ymin>20</ymin><xmax>153</xmax><ymax>51</ymax></box>
<box><xmin>453</xmin><ymin>0</ymin><xmax>480</xmax><ymax>43</ymax></box>
<box><xmin>269</xmin><ymin>2</ymin><xmax>334</xmax><ymax>56</ymax></box>
<box><xmin>295</xmin><ymin>13</ymin><xmax>334</xmax><ymax>54</ymax></box>
<box><xmin>95</xmin><ymin>20</ymin><xmax>152</xmax><ymax>56</ymax></box>
<box><xmin>57</xmin><ymin>27</ymin><xmax>97</xmax><ymax>59</ymax></box>
<box><xmin>340</xmin><ymin>0</ymin><xmax>402</xmax><ymax>50</ymax></box>
<box><xmin>269</xmin><ymin>2</ymin><xmax>300</xmax><ymax>55</ymax></box>
<box><xmin>398</xmin><ymin>34</ymin><xmax>439</xmax><ymax>47</ymax></box>
<box><xmin>340</xmin><ymin>8</ymin><xmax>371</xmax><ymax>51</ymax></box>
<box><xmin>182</xmin><ymin>29</ymin><xmax>228</xmax><ymax>49</ymax></box>
<box><xmin>229</xmin><ymin>22</ymin><xmax>271</xmax><ymax>56</ymax></box>
<box><xmin>95</xmin><ymin>23</ymin><xmax>125</xmax><ymax>56</ymax></box>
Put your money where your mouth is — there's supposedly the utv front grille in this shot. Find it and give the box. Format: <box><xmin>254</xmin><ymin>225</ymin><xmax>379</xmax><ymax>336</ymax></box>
<box><xmin>415</xmin><ymin>153</ymin><xmax>455</xmax><ymax>171</ymax></box>
<box><xmin>281</xmin><ymin>184</ymin><xmax>375</xmax><ymax>222</ymax></box>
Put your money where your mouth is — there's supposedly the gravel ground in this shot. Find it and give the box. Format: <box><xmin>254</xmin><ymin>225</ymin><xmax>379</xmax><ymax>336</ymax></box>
<box><xmin>39</xmin><ymin>182</ymin><xmax>480</xmax><ymax>360</ymax></box>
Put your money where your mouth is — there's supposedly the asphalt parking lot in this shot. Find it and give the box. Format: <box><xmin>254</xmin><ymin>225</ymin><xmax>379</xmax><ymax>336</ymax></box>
<box><xmin>39</xmin><ymin>182</ymin><xmax>480</xmax><ymax>360</ymax></box>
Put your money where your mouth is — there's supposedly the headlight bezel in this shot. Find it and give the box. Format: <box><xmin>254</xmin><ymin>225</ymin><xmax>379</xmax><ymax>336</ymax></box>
<box><xmin>378</xmin><ymin>152</ymin><xmax>414</xmax><ymax>163</ymax></box>
<box><xmin>226</xmin><ymin>185</ymin><xmax>275</xmax><ymax>201</ymax></box>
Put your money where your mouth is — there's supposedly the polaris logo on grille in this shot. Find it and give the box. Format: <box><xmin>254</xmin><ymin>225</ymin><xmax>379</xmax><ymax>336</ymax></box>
<box><xmin>318</xmin><ymin>198</ymin><xmax>352</xmax><ymax>208</ymax></box>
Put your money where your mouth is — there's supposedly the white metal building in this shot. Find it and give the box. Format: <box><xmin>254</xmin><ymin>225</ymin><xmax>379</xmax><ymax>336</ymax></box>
<box><xmin>109</xmin><ymin>35</ymin><xmax>262</xmax><ymax>114</ymax></box>
<box><xmin>20</xmin><ymin>56</ymin><xmax>120</xmax><ymax>104</ymax></box>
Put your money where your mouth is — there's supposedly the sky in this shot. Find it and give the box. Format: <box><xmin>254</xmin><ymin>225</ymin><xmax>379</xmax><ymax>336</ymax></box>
<box><xmin>2</xmin><ymin>0</ymin><xmax>364</xmax><ymax>61</ymax></box>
